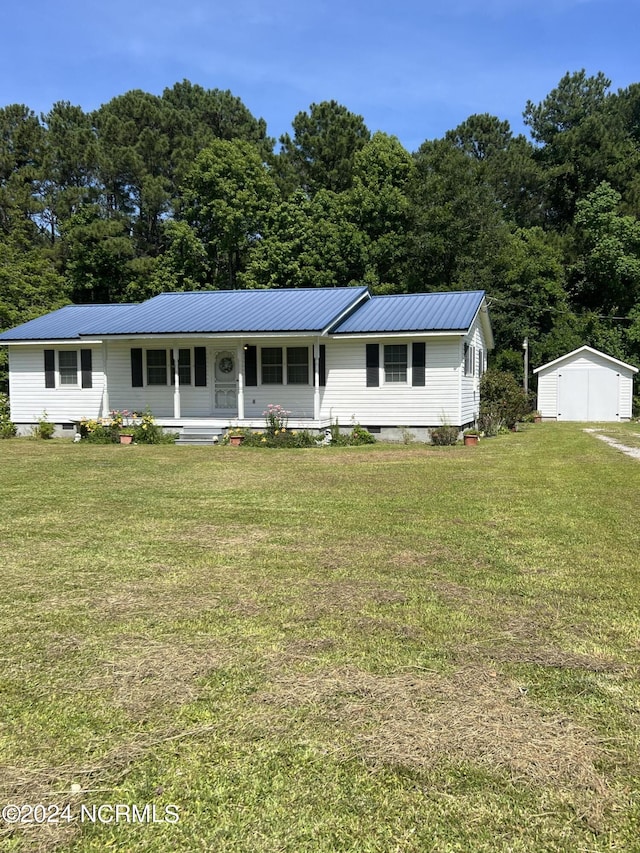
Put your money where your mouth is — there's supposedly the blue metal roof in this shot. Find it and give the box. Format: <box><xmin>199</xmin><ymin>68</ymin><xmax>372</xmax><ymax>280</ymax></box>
<box><xmin>81</xmin><ymin>287</ymin><xmax>370</xmax><ymax>335</ymax></box>
<box><xmin>0</xmin><ymin>304</ymin><xmax>136</xmax><ymax>342</ymax></box>
<box><xmin>331</xmin><ymin>290</ymin><xmax>486</xmax><ymax>334</ymax></box>
<box><xmin>0</xmin><ymin>288</ymin><xmax>488</xmax><ymax>342</ymax></box>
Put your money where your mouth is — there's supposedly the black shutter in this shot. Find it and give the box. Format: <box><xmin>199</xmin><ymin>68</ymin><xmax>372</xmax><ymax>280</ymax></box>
<box><xmin>366</xmin><ymin>343</ymin><xmax>379</xmax><ymax>387</ymax></box>
<box><xmin>245</xmin><ymin>345</ymin><xmax>257</xmax><ymax>387</ymax></box>
<box><xmin>44</xmin><ymin>349</ymin><xmax>55</xmax><ymax>388</ymax></box>
<box><xmin>194</xmin><ymin>347</ymin><xmax>207</xmax><ymax>386</ymax></box>
<box><xmin>80</xmin><ymin>349</ymin><xmax>93</xmax><ymax>388</ymax></box>
<box><xmin>319</xmin><ymin>344</ymin><xmax>326</xmax><ymax>387</ymax></box>
<box><xmin>131</xmin><ymin>348</ymin><xmax>143</xmax><ymax>387</ymax></box>
<box><xmin>412</xmin><ymin>342</ymin><xmax>425</xmax><ymax>387</ymax></box>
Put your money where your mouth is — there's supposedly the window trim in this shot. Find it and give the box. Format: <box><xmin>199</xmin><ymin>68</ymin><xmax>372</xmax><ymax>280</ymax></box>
<box><xmin>286</xmin><ymin>346</ymin><xmax>309</xmax><ymax>385</ymax></box>
<box><xmin>44</xmin><ymin>348</ymin><xmax>92</xmax><ymax>389</ymax></box>
<box><xmin>132</xmin><ymin>347</ymin><xmax>206</xmax><ymax>388</ymax></box>
<box><xmin>146</xmin><ymin>348</ymin><xmax>168</xmax><ymax>386</ymax></box>
<box><xmin>383</xmin><ymin>343</ymin><xmax>408</xmax><ymax>384</ymax></box>
<box><xmin>464</xmin><ymin>343</ymin><xmax>476</xmax><ymax>377</ymax></box>
<box><xmin>170</xmin><ymin>348</ymin><xmax>193</xmax><ymax>386</ymax></box>
<box><xmin>261</xmin><ymin>346</ymin><xmax>284</xmax><ymax>385</ymax></box>
<box><xmin>260</xmin><ymin>346</ymin><xmax>312</xmax><ymax>386</ymax></box>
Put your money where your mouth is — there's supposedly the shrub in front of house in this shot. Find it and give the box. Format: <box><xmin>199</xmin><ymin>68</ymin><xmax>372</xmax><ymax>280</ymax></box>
<box><xmin>79</xmin><ymin>409</ymin><xmax>177</xmax><ymax>444</ymax></box>
<box><xmin>0</xmin><ymin>393</ymin><xmax>16</xmax><ymax>439</ymax></box>
<box><xmin>430</xmin><ymin>425</ymin><xmax>459</xmax><ymax>446</ymax></box>
<box><xmin>221</xmin><ymin>423</ymin><xmax>375</xmax><ymax>449</ymax></box>
<box><xmin>32</xmin><ymin>412</ymin><xmax>55</xmax><ymax>440</ymax></box>
<box><xmin>479</xmin><ymin>369</ymin><xmax>530</xmax><ymax>435</ymax></box>
<box><xmin>347</xmin><ymin>424</ymin><xmax>376</xmax><ymax>445</ymax></box>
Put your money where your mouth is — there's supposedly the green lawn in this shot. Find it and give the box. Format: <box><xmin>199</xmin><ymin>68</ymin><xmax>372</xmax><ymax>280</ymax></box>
<box><xmin>1</xmin><ymin>424</ymin><xmax>639</xmax><ymax>852</ymax></box>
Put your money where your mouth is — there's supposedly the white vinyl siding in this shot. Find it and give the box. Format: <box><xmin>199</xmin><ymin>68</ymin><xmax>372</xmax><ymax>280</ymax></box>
<box><xmin>460</xmin><ymin>317</ymin><xmax>488</xmax><ymax>425</ymax></box>
<box><xmin>7</xmin><ymin>346</ymin><xmax>103</xmax><ymax>423</ymax></box>
<box><xmin>6</xmin><ymin>324</ymin><xmax>492</xmax><ymax>428</ymax></box>
<box><xmin>320</xmin><ymin>337</ymin><xmax>462</xmax><ymax>426</ymax></box>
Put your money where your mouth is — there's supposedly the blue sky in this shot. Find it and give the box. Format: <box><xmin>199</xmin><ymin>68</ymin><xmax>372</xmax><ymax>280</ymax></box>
<box><xmin>1</xmin><ymin>0</ymin><xmax>637</xmax><ymax>152</ymax></box>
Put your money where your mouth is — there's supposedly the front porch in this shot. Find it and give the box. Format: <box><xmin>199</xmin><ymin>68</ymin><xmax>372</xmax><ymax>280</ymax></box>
<box><xmin>154</xmin><ymin>416</ymin><xmax>335</xmax><ymax>431</ymax></box>
<box><xmin>155</xmin><ymin>416</ymin><xmax>331</xmax><ymax>436</ymax></box>
<box><xmin>154</xmin><ymin>416</ymin><xmax>335</xmax><ymax>446</ymax></box>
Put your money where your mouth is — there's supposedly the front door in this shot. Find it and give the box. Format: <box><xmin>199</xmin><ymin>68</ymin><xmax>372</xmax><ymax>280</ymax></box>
<box><xmin>214</xmin><ymin>350</ymin><xmax>237</xmax><ymax>412</ymax></box>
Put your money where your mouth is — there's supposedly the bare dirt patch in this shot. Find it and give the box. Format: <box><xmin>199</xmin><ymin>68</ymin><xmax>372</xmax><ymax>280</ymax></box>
<box><xmin>584</xmin><ymin>429</ymin><xmax>640</xmax><ymax>460</ymax></box>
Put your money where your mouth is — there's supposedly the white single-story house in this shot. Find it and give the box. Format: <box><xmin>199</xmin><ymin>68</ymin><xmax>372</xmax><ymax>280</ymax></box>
<box><xmin>0</xmin><ymin>287</ymin><xmax>493</xmax><ymax>440</ymax></box>
<box><xmin>534</xmin><ymin>345</ymin><xmax>638</xmax><ymax>422</ymax></box>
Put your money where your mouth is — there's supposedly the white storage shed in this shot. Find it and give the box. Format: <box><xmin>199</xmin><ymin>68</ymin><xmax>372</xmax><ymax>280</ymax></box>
<box><xmin>534</xmin><ymin>346</ymin><xmax>638</xmax><ymax>422</ymax></box>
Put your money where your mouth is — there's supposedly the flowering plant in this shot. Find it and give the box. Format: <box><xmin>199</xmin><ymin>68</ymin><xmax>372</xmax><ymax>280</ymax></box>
<box><xmin>263</xmin><ymin>404</ymin><xmax>290</xmax><ymax>436</ymax></box>
<box><xmin>110</xmin><ymin>409</ymin><xmax>137</xmax><ymax>433</ymax></box>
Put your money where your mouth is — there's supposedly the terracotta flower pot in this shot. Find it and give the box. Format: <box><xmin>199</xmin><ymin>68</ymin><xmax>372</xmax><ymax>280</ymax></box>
<box><xmin>229</xmin><ymin>435</ymin><xmax>244</xmax><ymax>446</ymax></box>
<box><xmin>119</xmin><ymin>434</ymin><xmax>133</xmax><ymax>445</ymax></box>
<box><xmin>463</xmin><ymin>434</ymin><xmax>479</xmax><ymax>446</ymax></box>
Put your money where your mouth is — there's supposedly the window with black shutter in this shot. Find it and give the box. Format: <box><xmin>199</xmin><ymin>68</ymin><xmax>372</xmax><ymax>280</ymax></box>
<box><xmin>81</xmin><ymin>349</ymin><xmax>93</xmax><ymax>388</ymax></box>
<box><xmin>244</xmin><ymin>346</ymin><xmax>257</xmax><ymax>387</ymax></box>
<box><xmin>194</xmin><ymin>347</ymin><xmax>207</xmax><ymax>386</ymax></box>
<box><xmin>366</xmin><ymin>344</ymin><xmax>379</xmax><ymax>387</ymax></box>
<box><xmin>412</xmin><ymin>342</ymin><xmax>425</xmax><ymax>387</ymax></box>
<box><xmin>44</xmin><ymin>350</ymin><xmax>55</xmax><ymax>388</ymax></box>
<box><xmin>131</xmin><ymin>348</ymin><xmax>144</xmax><ymax>387</ymax></box>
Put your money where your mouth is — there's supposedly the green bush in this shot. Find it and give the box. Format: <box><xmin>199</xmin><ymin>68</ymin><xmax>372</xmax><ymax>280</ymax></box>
<box><xmin>348</xmin><ymin>424</ymin><xmax>376</xmax><ymax>445</ymax></box>
<box><xmin>79</xmin><ymin>409</ymin><xmax>177</xmax><ymax>444</ymax></box>
<box><xmin>0</xmin><ymin>393</ymin><xmax>16</xmax><ymax>439</ymax></box>
<box><xmin>131</xmin><ymin>409</ymin><xmax>177</xmax><ymax>444</ymax></box>
<box><xmin>479</xmin><ymin>369</ymin><xmax>530</xmax><ymax>435</ymax></box>
<box><xmin>224</xmin><ymin>428</ymin><xmax>317</xmax><ymax>448</ymax></box>
<box><xmin>430</xmin><ymin>425</ymin><xmax>459</xmax><ymax>446</ymax></box>
<box><xmin>32</xmin><ymin>412</ymin><xmax>54</xmax><ymax>440</ymax></box>
<box><xmin>222</xmin><ymin>424</ymin><xmax>375</xmax><ymax>449</ymax></box>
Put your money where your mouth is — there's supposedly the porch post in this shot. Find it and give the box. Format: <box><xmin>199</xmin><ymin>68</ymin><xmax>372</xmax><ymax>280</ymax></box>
<box><xmin>237</xmin><ymin>343</ymin><xmax>245</xmax><ymax>420</ymax></box>
<box><xmin>101</xmin><ymin>341</ymin><xmax>109</xmax><ymax>417</ymax></box>
<box><xmin>173</xmin><ymin>347</ymin><xmax>181</xmax><ymax>418</ymax></box>
<box><xmin>313</xmin><ymin>340</ymin><xmax>320</xmax><ymax>421</ymax></box>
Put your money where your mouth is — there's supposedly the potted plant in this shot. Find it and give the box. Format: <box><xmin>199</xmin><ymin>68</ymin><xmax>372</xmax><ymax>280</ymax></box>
<box><xmin>227</xmin><ymin>427</ymin><xmax>245</xmax><ymax>446</ymax></box>
<box><xmin>533</xmin><ymin>411</ymin><xmax>542</xmax><ymax>424</ymax></box>
<box><xmin>110</xmin><ymin>409</ymin><xmax>137</xmax><ymax>444</ymax></box>
<box><xmin>463</xmin><ymin>428</ymin><xmax>480</xmax><ymax>446</ymax></box>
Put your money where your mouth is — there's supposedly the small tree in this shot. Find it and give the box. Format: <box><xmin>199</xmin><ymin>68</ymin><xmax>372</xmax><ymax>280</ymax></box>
<box><xmin>479</xmin><ymin>369</ymin><xmax>530</xmax><ymax>435</ymax></box>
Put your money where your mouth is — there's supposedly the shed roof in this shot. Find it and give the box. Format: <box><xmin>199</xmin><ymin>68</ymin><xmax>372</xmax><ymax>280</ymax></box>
<box><xmin>331</xmin><ymin>290</ymin><xmax>487</xmax><ymax>334</ymax></box>
<box><xmin>533</xmin><ymin>345</ymin><xmax>639</xmax><ymax>374</ymax></box>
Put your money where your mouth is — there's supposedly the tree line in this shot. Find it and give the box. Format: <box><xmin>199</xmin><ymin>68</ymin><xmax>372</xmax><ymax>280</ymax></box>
<box><xmin>1</xmin><ymin>71</ymin><xmax>640</xmax><ymax>391</ymax></box>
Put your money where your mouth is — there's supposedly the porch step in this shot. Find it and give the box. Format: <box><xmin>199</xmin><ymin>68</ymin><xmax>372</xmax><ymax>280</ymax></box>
<box><xmin>175</xmin><ymin>426</ymin><xmax>224</xmax><ymax>446</ymax></box>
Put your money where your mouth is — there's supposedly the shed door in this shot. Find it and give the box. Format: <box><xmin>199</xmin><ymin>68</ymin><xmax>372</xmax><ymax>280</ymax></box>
<box><xmin>557</xmin><ymin>369</ymin><xmax>619</xmax><ymax>421</ymax></box>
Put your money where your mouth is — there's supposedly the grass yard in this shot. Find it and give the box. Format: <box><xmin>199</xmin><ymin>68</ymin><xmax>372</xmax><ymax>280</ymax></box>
<box><xmin>0</xmin><ymin>423</ymin><xmax>639</xmax><ymax>852</ymax></box>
